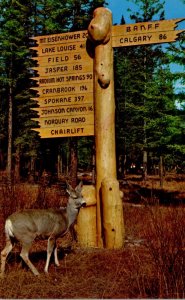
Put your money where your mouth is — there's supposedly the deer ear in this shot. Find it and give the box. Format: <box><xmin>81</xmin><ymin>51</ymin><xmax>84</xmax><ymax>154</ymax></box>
<box><xmin>75</xmin><ymin>181</ymin><xmax>83</xmax><ymax>193</ymax></box>
<box><xmin>66</xmin><ymin>182</ymin><xmax>73</xmax><ymax>195</ymax></box>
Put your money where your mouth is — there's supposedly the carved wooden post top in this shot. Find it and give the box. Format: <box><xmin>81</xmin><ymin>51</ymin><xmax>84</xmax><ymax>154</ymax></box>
<box><xmin>88</xmin><ymin>7</ymin><xmax>112</xmax><ymax>45</ymax></box>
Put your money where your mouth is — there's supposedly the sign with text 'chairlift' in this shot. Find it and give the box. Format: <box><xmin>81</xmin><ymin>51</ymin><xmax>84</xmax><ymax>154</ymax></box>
<box><xmin>30</xmin><ymin>17</ymin><xmax>184</xmax><ymax>138</ymax></box>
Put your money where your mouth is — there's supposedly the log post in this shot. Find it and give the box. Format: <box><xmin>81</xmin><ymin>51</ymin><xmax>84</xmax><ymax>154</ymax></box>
<box><xmin>88</xmin><ymin>8</ymin><xmax>124</xmax><ymax>248</ymax></box>
<box><xmin>101</xmin><ymin>177</ymin><xmax>124</xmax><ymax>248</ymax></box>
<box><xmin>76</xmin><ymin>185</ymin><xmax>97</xmax><ymax>247</ymax></box>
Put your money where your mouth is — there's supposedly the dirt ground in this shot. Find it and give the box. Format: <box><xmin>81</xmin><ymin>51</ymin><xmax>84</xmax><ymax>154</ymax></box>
<box><xmin>0</xmin><ymin>175</ymin><xmax>184</xmax><ymax>299</ymax></box>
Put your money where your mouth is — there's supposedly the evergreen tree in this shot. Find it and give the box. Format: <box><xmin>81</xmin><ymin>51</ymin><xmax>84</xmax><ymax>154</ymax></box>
<box><xmin>0</xmin><ymin>0</ymin><xmax>36</xmax><ymax>180</ymax></box>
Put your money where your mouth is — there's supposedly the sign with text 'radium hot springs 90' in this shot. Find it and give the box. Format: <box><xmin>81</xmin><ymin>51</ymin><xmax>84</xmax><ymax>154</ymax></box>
<box><xmin>30</xmin><ymin>18</ymin><xmax>184</xmax><ymax>138</ymax></box>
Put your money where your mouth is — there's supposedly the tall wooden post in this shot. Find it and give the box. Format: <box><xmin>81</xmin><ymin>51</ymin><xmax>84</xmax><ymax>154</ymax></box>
<box><xmin>88</xmin><ymin>7</ymin><xmax>124</xmax><ymax>248</ymax></box>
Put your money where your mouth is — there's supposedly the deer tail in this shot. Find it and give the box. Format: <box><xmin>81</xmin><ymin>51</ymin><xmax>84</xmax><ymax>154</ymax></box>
<box><xmin>5</xmin><ymin>219</ymin><xmax>14</xmax><ymax>239</ymax></box>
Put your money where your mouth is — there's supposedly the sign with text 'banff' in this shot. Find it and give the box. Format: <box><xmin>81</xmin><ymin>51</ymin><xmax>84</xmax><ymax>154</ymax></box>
<box><xmin>30</xmin><ymin>18</ymin><xmax>184</xmax><ymax>138</ymax></box>
<box><xmin>31</xmin><ymin>30</ymin><xmax>94</xmax><ymax>138</ymax></box>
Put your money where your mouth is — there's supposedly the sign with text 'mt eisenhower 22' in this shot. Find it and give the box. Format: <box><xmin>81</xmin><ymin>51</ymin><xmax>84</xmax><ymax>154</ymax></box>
<box><xmin>31</xmin><ymin>30</ymin><xmax>94</xmax><ymax>138</ymax></box>
<box><xmin>30</xmin><ymin>18</ymin><xmax>184</xmax><ymax>138</ymax></box>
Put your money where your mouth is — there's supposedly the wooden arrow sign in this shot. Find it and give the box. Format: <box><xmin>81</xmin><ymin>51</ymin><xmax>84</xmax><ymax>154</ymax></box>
<box><xmin>32</xmin><ymin>52</ymin><xmax>93</xmax><ymax>67</ymax></box>
<box><xmin>112</xmin><ymin>18</ymin><xmax>184</xmax><ymax>36</ymax></box>
<box><xmin>32</xmin><ymin>63</ymin><xmax>93</xmax><ymax>76</ymax></box>
<box><xmin>112</xmin><ymin>29</ymin><xmax>184</xmax><ymax>47</ymax></box>
<box><xmin>31</xmin><ymin>82</ymin><xmax>93</xmax><ymax>97</ymax></box>
<box><xmin>32</xmin><ymin>103</ymin><xmax>94</xmax><ymax>118</ymax></box>
<box><xmin>30</xmin><ymin>42</ymin><xmax>88</xmax><ymax>56</ymax></box>
<box><xmin>32</xmin><ymin>72</ymin><xmax>93</xmax><ymax>87</ymax></box>
<box><xmin>33</xmin><ymin>125</ymin><xmax>94</xmax><ymax>138</ymax></box>
<box><xmin>30</xmin><ymin>30</ymin><xmax>88</xmax><ymax>45</ymax></box>
<box><xmin>32</xmin><ymin>113</ymin><xmax>94</xmax><ymax>128</ymax></box>
<box><xmin>31</xmin><ymin>93</ymin><xmax>93</xmax><ymax>107</ymax></box>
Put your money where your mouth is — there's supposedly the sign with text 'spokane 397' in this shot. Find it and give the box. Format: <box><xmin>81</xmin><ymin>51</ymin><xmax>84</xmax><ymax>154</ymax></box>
<box><xmin>30</xmin><ymin>18</ymin><xmax>184</xmax><ymax>138</ymax></box>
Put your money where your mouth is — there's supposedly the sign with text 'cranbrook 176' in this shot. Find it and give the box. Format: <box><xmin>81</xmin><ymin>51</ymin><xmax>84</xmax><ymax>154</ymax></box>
<box><xmin>31</xmin><ymin>30</ymin><xmax>94</xmax><ymax>138</ymax></box>
<box><xmin>30</xmin><ymin>18</ymin><xmax>184</xmax><ymax>138</ymax></box>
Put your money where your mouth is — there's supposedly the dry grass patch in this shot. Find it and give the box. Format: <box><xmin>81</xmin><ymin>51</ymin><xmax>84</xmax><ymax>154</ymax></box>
<box><xmin>0</xmin><ymin>180</ymin><xmax>184</xmax><ymax>298</ymax></box>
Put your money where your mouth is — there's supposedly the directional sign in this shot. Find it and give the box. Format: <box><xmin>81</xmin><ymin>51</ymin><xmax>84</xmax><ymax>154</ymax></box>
<box><xmin>33</xmin><ymin>125</ymin><xmax>94</xmax><ymax>138</ymax></box>
<box><xmin>31</xmin><ymin>42</ymin><xmax>88</xmax><ymax>56</ymax></box>
<box><xmin>32</xmin><ymin>114</ymin><xmax>94</xmax><ymax>128</ymax></box>
<box><xmin>32</xmin><ymin>62</ymin><xmax>93</xmax><ymax>76</ymax></box>
<box><xmin>112</xmin><ymin>30</ymin><xmax>184</xmax><ymax>47</ymax></box>
<box><xmin>32</xmin><ymin>72</ymin><xmax>93</xmax><ymax>87</ymax></box>
<box><xmin>32</xmin><ymin>52</ymin><xmax>91</xmax><ymax>65</ymax></box>
<box><xmin>112</xmin><ymin>18</ymin><xmax>184</xmax><ymax>36</ymax></box>
<box><xmin>32</xmin><ymin>93</ymin><xmax>93</xmax><ymax>108</ymax></box>
<box><xmin>32</xmin><ymin>103</ymin><xmax>94</xmax><ymax>118</ymax></box>
<box><xmin>31</xmin><ymin>30</ymin><xmax>88</xmax><ymax>44</ymax></box>
<box><xmin>31</xmin><ymin>82</ymin><xmax>93</xmax><ymax>97</ymax></box>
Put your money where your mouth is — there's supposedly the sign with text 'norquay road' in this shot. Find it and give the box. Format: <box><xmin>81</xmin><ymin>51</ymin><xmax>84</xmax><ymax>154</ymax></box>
<box><xmin>31</xmin><ymin>30</ymin><xmax>94</xmax><ymax>138</ymax></box>
<box><xmin>30</xmin><ymin>18</ymin><xmax>184</xmax><ymax>138</ymax></box>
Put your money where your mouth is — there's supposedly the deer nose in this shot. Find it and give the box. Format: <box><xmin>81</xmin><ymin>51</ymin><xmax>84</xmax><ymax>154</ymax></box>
<box><xmin>81</xmin><ymin>201</ymin><xmax>86</xmax><ymax>208</ymax></box>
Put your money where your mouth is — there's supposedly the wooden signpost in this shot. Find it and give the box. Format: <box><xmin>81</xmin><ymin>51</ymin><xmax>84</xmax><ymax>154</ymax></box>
<box><xmin>31</xmin><ymin>17</ymin><xmax>184</xmax><ymax>139</ymax></box>
<box><xmin>30</xmin><ymin>9</ymin><xmax>184</xmax><ymax>249</ymax></box>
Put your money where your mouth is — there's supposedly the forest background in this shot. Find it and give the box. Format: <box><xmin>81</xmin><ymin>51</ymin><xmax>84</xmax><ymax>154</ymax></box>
<box><xmin>0</xmin><ymin>0</ymin><xmax>184</xmax><ymax>183</ymax></box>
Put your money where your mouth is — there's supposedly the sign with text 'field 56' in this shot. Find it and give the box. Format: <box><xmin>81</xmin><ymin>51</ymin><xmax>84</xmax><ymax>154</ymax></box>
<box><xmin>30</xmin><ymin>18</ymin><xmax>184</xmax><ymax>138</ymax></box>
<box><xmin>31</xmin><ymin>30</ymin><xmax>94</xmax><ymax>138</ymax></box>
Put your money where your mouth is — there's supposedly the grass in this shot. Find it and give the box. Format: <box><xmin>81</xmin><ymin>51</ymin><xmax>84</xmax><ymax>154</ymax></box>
<box><xmin>0</xmin><ymin>175</ymin><xmax>184</xmax><ymax>298</ymax></box>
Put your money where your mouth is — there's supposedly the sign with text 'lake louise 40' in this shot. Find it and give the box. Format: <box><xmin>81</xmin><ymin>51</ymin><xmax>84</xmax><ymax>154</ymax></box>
<box><xmin>30</xmin><ymin>18</ymin><xmax>184</xmax><ymax>138</ymax></box>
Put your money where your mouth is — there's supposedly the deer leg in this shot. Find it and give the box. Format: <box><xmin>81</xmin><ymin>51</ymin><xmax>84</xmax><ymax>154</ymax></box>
<box><xmin>44</xmin><ymin>236</ymin><xmax>56</xmax><ymax>273</ymax></box>
<box><xmin>20</xmin><ymin>243</ymin><xmax>40</xmax><ymax>276</ymax></box>
<box><xmin>54</xmin><ymin>243</ymin><xmax>60</xmax><ymax>267</ymax></box>
<box><xmin>0</xmin><ymin>239</ymin><xmax>13</xmax><ymax>277</ymax></box>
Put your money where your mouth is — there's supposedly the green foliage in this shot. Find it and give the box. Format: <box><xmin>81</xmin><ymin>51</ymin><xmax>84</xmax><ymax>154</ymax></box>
<box><xmin>115</xmin><ymin>0</ymin><xmax>185</xmax><ymax>173</ymax></box>
<box><xmin>0</xmin><ymin>0</ymin><xmax>107</xmax><ymax>177</ymax></box>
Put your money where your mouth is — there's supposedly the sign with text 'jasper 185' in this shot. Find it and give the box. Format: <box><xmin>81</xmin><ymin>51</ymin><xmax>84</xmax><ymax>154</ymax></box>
<box><xmin>31</xmin><ymin>30</ymin><xmax>94</xmax><ymax>138</ymax></box>
<box><xmin>30</xmin><ymin>18</ymin><xmax>184</xmax><ymax>138</ymax></box>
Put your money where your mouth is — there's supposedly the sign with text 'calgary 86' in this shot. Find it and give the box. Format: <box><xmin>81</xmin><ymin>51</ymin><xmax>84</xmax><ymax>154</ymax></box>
<box><xmin>30</xmin><ymin>30</ymin><xmax>94</xmax><ymax>138</ymax></box>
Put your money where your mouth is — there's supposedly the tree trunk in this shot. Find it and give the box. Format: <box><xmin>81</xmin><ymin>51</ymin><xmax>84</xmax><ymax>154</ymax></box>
<box><xmin>7</xmin><ymin>84</ymin><xmax>13</xmax><ymax>184</ymax></box>
<box><xmin>159</xmin><ymin>155</ymin><xmax>164</xmax><ymax>188</ymax></box>
<box><xmin>69</xmin><ymin>137</ymin><xmax>78</xmax><ymax>188</ymax></box>
<box><xmin>57</xmin><ymin>144</ymin><xmax>62</xmax><ymax>179</ymax></box>
<box><xmin>14</xmin><ymin>146</ymin><xmax>20</xmax><ymax>182</ymax></box>
<box><xmin>142</xmin><ymin>150</ymin><xmax>148</xmax><ymax>180</ymax></box>
<box><xmin>28</xmin><ymin>157</ymin><xmax>35</xmax><ymax>183</ymax></box>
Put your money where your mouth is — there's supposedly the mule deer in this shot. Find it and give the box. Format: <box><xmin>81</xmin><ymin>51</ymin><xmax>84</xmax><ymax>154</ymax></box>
<box><xmin>0</xmin><ymin>181</ymin><xmax>86</xmax><ymax>276</ymax></box>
